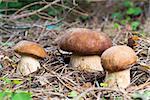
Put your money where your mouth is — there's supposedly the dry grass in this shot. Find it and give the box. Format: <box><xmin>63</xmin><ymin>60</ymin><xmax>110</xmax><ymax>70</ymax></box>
<box><xmin>0</xmin><ymin>17</ymin><xmax>149</xmax><ymax>100</ymax></box>
<box><xmin>0</xmin><ymin>0</ymin><xmax>150</xmax><ymax>99</ymax></box>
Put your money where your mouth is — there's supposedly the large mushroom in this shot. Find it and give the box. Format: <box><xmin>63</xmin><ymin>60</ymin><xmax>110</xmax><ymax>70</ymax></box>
<box><xmin>59</xmin><ymin>28</ymin><xmax>112</xmax><ymax>72</ymax></box>
<box><xmin>14</xmin><ymin>40</ymin><xmax>48</xmax><ymax>76</ymax></box>
<box><xmin>101</xmin><ymin>45</ymin><xmax>137</xmax><ymax>89</ymax></box>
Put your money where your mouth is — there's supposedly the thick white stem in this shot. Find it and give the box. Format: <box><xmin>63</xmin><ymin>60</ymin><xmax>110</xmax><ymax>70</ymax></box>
<box><xmin>17</xmin><ymin>55</ymin><xmax>41</xmax><ymax>76</ymax></box>
<box><xmin>105</xmin><ymin>69</ymin><xmax>130</xmax><ymax>89</ymax></box>
<box><xmin>70</xmin><ymin>55</ymin><xmax>103</xmax><ymax>72</ymax></box>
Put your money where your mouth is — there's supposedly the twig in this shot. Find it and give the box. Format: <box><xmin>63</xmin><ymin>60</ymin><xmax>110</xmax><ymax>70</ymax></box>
<box><xmin>10</xmin><ymin>0</ymin><xmax>61</xmax><ymax>20</ymax></box>
<box><xmin>131</xmin><ymin>73</ymin><xmax>145</xmax><ymax>84</ymax></box>
<box><xmin>11</xmin><ymin>0</ymin><xmax>88</xmax><ymax>20</ymax></box>
<box><xmin>146</xmin><ymin>47</ymin><xmax>150</xmax><ymax>61</ymax></box>
<box><xmin>31</xmin><ymin>89</ymin><xmax>65</xmax><ymax>97</ymax></box>
<box><xmin>36</xmin><ymin>12</ymin><xmax>54</xmax><ymax>20</ymax></box>
<box><xmin>74</xmin><ymin>87</ymin><xmax>130</xmax><ymax>100</ymax></box>
<box><xmin>42</xmin><ymin>0</ymin><xmax>88</xmax><ymax>16</ymax></box>
<box><xmin>55</xmin><ymin>3</ymin><xmax>88</xmax><ymax>16</ymax></box>
<box><xmin>0</xmin><ymin>9</ymin><xmax>18</xmax><ymax>12</ymax></box>
<box><xmin>96</xmin><ymin>92</ymin><xmax>101</xmax><ymax>100</ymax></box>
<box><xmin>13</xmin><ymin>2</ymin><xmax>46</xmax><ymax>15</ymax></box>
<box><xmin>42</xmin><ymin>64</ymin><xmax>77</xmax><ymax>91</ymax></box>
<box><xmin>127</xmin><ymin>82</ymin><xmax>150</xmax><ymax>92</ymax></box>
<box><xmin>56</xmin><ymin>76</ymin><xmax>75</xmax><ymax>91</ymax></box>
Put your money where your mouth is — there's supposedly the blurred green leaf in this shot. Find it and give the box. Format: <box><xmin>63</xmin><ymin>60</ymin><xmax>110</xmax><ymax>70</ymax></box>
<box><xmin>0</xmin><ymin>42</ymin><xmax>15</xmax><ymax>46</ymax></box>
<box><xmin>8</xmin><ymin>2</ymin><xmax>23</xmax><ymax>8</ymax></box>
<box><xmin>132</xmin><ymin>90</ymin><xmax>150</xmax><ymax>100</ymax></box>
<box><xmin>123</xmin><ymin>0</ymin><xmax>133</xmax><ymax>8</ymax></box>
<box><xmin>102</xmin><ymin>97</ymin><xmax>107</xmax><ymax>100</ymax></box>
<box><xmin>30</xmin><ymin>5</ymin><xmax>42</xmax><ymax>10</ymax></box>
<box><xmin>68</xmin><ymin>90</ymin><xmax>78</xmax><ymax>98</ymax></box>
<box><xmin>0</xmin><ymin>91</ymin><xmax>5</xmax><ymax>100</ymax></box>
<box><xmin>115</xmin><ymin>96</ymin><xmax>123</xmax><ymax>100</ymax></box>
<box><xmin>30</xmin><ymin>15</ymin><xmax>39</xmax><ymax>20</ymax></box>
<box><xmin>126</xmin><ymin>7</ymin><xmax>142</xmax><ymax>16</ymax></box>
<box><xmin>126</xmin><ymin>16</ymin><xmax>131</xmax><ymax>21</ymax></box>
<box><xmin>48</xmin><ymin>7</ymin><xmax>63</xmax><ymax>16</ymax></box>
<box><xmin>131</xmin><ymin>21</ymin><xmax>140</xmax><ymax>30</ymax></box>
<box><xmin>0</xmin><ymin>89</ymin><xmax>12</xmax><ymax>100</ymax></box>
<box><xmin>79</xmin><ymin>15</ymin><xmax>89</xmax><ymax>21</ymax></box>
<box><xmin>12</xmin><ymin>91</ymin><xmax>32</xmax><ymax>100</ymax></box>
<box><xmin>113</xmin><ymin>23</ymin><xmax>120</xmax><ymax>29</ymax></box>
<box><xmin>3</xmin><ymin>77</ymin><xmax>12</xmax><ymax>84</ymax></box>
<box><xmin>121</xmin><ymin>19</ymin><xmax>128</xmax><ymax>25</ymax></box>
<box><xmin>111</xmin><ymin>12</ymin><xmax>123</xmax><ymax>20</ymax></box>
<box><xmin>144</xmin><ymin>91</ymin><xmax>150</xmax><ymax>97</ymax></box>
<box><xmin>140</xmin><ymin>31</ymin><xmax>146</xmax><ymax>37</ymax></box>
<box><xmin>0</xmin><ymin>2</ymin><xmax>7</xmax><ymax>9</ymax></box>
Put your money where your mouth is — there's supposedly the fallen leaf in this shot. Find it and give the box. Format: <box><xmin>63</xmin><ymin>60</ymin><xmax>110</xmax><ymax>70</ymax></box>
<box><xmin>68</xmin><ymin>90</ymin><xmax>78</xmax><ymax>98</ymax></box>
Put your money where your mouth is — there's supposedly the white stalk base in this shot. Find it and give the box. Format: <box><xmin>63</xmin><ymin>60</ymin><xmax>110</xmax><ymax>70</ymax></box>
<box><xmin>17</xmin><ymin>56</ymin><xmax>41</xmax><ymax>76</ymax></box>
<box><xmin>105</xmin><ymin>69</ymin><xmax>130</xmax><ymax>89</ymax></box>
<box><xmin>70</xmin><ymin>55</ymin><xmax>103</xmax><ymax>72</ymax></box>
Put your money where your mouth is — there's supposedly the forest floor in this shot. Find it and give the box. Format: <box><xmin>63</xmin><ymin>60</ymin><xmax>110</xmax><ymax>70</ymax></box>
<box><xmin>0</xmin><ymin>1</ymin><xmax>150</xmax><ymax>100</ymax></box>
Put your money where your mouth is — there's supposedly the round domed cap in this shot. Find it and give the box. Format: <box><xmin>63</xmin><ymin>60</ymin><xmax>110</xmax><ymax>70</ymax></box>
<box><xmin>14</xmin><ymin>40</ymin><xmax>48</xmax><ymax>58</ymax></box>
<box><xmin>101</xmin><ymin>45</ymin><xmax>137</xmax><ymax>72</ymax></box>
<box><xmin>59</xmin><ymin>28</ymin><xmax>112</xmax><ymax>55</ymax></box>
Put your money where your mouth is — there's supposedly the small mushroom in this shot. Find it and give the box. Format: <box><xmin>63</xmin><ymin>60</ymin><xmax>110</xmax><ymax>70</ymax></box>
<box><xmin>101</xmin><ymin>45</ymin><xmax>137</xmax><ymax>89</ymax></box>
<box><xmin>14</xmin><ymin>40</ymin><xmax>48</xmax><ymax>76</ymax></box>
<box><xmin>59</xmin><ymin>28</ymin><xmax>112</xmax><ymax>72</ymax></box>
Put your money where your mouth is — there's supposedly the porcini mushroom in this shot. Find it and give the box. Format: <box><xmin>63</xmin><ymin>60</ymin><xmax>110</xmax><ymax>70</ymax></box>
<box><xmin>101</xmin><ymin>45</ymin><xmax>137</xmax><ymax>89</ymax></box>
<box><xmin>14</xmin><ymin>40</ymin><xmax>48</xmax><ymax>76</ymax></box>
<box><xmin>59</xmin><ymin>28</ymin><xmax>112</xmax><ymax>72</ymax></box>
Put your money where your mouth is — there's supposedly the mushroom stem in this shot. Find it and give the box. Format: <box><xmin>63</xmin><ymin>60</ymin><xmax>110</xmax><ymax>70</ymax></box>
<box><xmin>105</xmin><ymin>68</ymin><xmax>130</xmax><ymax>89</ymax></box>
<box><xmin>17</xmin><ymin>55</ymin><xmax>41</xmax><ymax>76</ymax></box>
<box><xmin>70</xmin><ymin>54</ymin><xmax>103</xmax><ymax>72</ymax></box>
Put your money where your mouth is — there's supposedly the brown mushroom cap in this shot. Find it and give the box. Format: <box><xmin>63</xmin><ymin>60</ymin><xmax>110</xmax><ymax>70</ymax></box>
<box><xmin>101</xmin><ymin>45</ymin><xmax>137</xmax><ymax>72</ymax></box>
<box><xmin>14</xmin><ymin>40</ymin><xmax>48</xmax><ymax>58</ymax></box>
<box><xmin>59</xmin><ymin>28</ymin><xmax>112</xmax><ymax>55</ymax></box>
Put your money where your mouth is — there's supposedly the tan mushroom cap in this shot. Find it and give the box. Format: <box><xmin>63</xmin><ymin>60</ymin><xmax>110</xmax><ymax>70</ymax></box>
<box><xmin>101</xmin><ymin>45</ymin><xmax>137</xmax><ymax>72</ymax></box>
<box><xmin>14</xmin><ymin>40</ymin><xmax>48</xmax><ymax>58</ymax></box>
<box><xmin>59</xmin><ymin>28</ymin><xmax>112</xmax><ymax>55</ymax></box>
